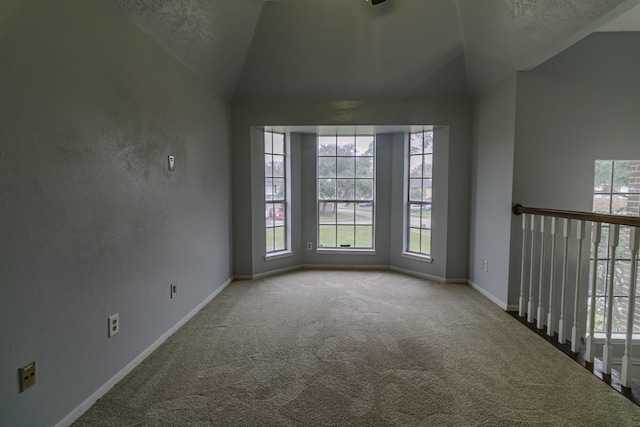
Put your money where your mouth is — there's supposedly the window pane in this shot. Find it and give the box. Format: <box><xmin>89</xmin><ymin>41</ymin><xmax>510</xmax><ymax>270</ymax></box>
<box><xmin>272</xmin><ymin>133</ymin><xmax>284</xmax><ymax>155</ymax></box>
<box><xmin>319</xmin><ymin>203</ymin><xmax>336</xmax><ymax>224</ymax></box>
<box><xmin>356</xmin><ymin>136</ymin><xmax>374</xmax><ymax>156</ymax></box>
<box><xmin>271</xmin><ymin>178</ymin><xmax>285</xmax><ymax>200</ymax></box>
<box><xmin>420</xmin><ymin>208</ymin><xmax>431</xmax><ymax>229</ymax></box>
<box><xmin>264</xmin><ymin>133</ymin><xmax>272</xmax><ymax>154</ymax></box>
<box><xmin>613</xmin><ymin>161</ymin><xmax>630</xmax><ymax>192</ymax></box>
<box><xmin>337</xmin><ymin>179</ymin><xmax>355</xmax><ymax>200</ymax></box>
<box><xmin>422</xmin><ymin>179</ymin><xmax>432</xmax><ymax>202</ymax></box>
<box><xmin>338</xmin><ymin>204</ymin><xmax>355</xmax><ymax>225</ymax></box>
<box><xmin>319</xmin><ymin>225</ymin><xmax>336</xmax><ymax>248</ymax></box>
<box><xmin>336</xmin><ymin>225</ymin><xmax>355</xmax><ymax>247</ymax></box>
<box><xmin>409</xmin><ymin>178</ymin><xmax>422</xmax><ymax>201</ymax></box>
<box><xmin>355</xmin><ymin>203</ymin><xmax>373</xmax><ymax>226</ymax></box>
<box><xmin>355</xmin><ymin>225</ymin><xmax>372</xmax><ymax>248</ymax></box>
<box><xmin>409</xmin><ymin>156</ymin><xmax>423</xmax><ymax>178</ymax></box>
<box><xmin>612</xmin><ymin>296</ymin><xmax>626</xmax><ymax>333</ymax></box>
<box><xmin>265</xmin><ymin>202</ymin><xmax>275</xmax><ymax>227</ymax></box>
<box><xmin>265</xmin><ymin>154</ymin><xmax>273</xmax><ymax>176</ymax></box>
<box><xmin>318</xmin><ymin>157</ymin><xmax>336</xmax><ymax>178</ymax></box>
<box><xmin>594</xmin><ymin>160</ymin><xmax>612</xmax><ymax>193</ymax></box>
<box><xmin>318</xmin><ymin>179</ymin><xmax>336</xmax><ymax>200</ymax></box>
<box><xmin>337</xmin><ymin>157</ymin><xmax>355</xmax><ymax>178</ymax></box>
<box><xmin>423</xmin><ymin>132</ymin><xmax>433</xmax><ymax>154</ymax></box>
<box><xmin>318</xmin><ymin>136</ymin><xmax>336</xmax><ymax>156</ymax></box>
<box><xmin>274</xmin><ymin>227</ymin><xmax>285</xmax><ymax>251</ymax></box>
<box><xmin>355</xmin><ymin>179</ymin><xmax>373</xmax><ymax>201</ymax></box>
<box><xmin>410</xmin><ymin>133</ymin><xmax>423</xmax><ymax>154</ymax></box>
<box><xmin>420</xmin><ymin>229</ymin><xmax>431</xmax><ymax>255</ymax></box>
<box><xmin>337</xmin><ymin>136</ymin><xmax>355</xmax><ymax>156</ymax></box>
<box><xmin>265</xmin><ymin>178</ymin><xmax>274</xmax><ymax>201</ymax></box>
<box><xmin>272</xmin><ymin>155</ymin><xmax>285</xmax><ymax>177</ymax></box>
<box><xmin>408</xmin><ymin>228</ymin><xmax>421</xmax><ymax>252</ymax></box>
<box><xmin>592</xmin><ymin>194</ymin><xmax>611</xmax><ymax>214</ymax></box>
<box><xmin>422</xmin><ymin>154</ymin><xmax>433</xmax><ymax>177</ymax></box>
<box><xmin>266</xmin><ymin>228</ymin><xmax>274</xmax><ymax>253</ymax></box>
<box><xmin>355</xmin><ymin>157</ymin><xmax>374</xmax><ymax>178</ymax></box>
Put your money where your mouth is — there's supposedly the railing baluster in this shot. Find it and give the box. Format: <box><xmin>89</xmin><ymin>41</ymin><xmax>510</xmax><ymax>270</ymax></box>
<box><xmin>519</xmin><ymin>213</ymin><xmax>528</xmax><ymax>317</ymax></box>
<box><xmin>547</xmin><ymin>217</ymin><xmax>558</xmax><ymax>337</ymax></box>
<box><xmin>603</xmin><ymin>224</ymin><xmax>620</xmax><ymax>375</ymax></box>
<box><xmin>537</xmin><ymin>216</ymin><xmax>546</xmax><ymax>330</ymax></box>
<box><xmin>585</xmin><ymin>222</ymin><xmax>602</xmax><ymax>363</ymax></box>
<box><xmin>528</xmin><ymin>214</ymin><xmax>537</xmax><ymax>323</ymax></box>
<box><xmin>571</xmin><ymin>221</ymin><xmax>586</xmax><ymax>353</ymax></box>
<box><xmin>621</xmin><ymin>227</ymin><xmax>640</xmax><ymax>387</ymax></box>
<box><xmin>558</xmin><ymin>219</ymin><xmax>571</xmax><ymax>344</ymax></box>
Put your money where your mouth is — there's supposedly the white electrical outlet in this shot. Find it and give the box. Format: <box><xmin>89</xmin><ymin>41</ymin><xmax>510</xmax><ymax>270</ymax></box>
<box><xmin>170</xmin><ymin>283</ymin><xmax>177</xmax><ymax>299</ymax></box>
<box><xmin>108</xmin><ymin>313</ymin><xmax>119</xmax><ymax>338</ymax></box>
<box><xmin>483</xmin><ymin>259</ymin><xmax>489</xmax><ymax>272</ymax></box>
<box><xmin>306</xmin><ymin>242</ymin><xmax>312</xmax><ymax>250</ymax></box>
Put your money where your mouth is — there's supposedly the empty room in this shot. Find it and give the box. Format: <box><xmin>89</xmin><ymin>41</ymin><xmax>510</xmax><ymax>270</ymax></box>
<box><xmin>3</xmin><ymin>0</ymin><xmax>640</xmax><ymax>425</ymax></box>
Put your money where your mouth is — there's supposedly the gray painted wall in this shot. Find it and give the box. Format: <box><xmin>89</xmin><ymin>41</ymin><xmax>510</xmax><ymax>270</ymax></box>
<box><xmin>509</xmin><ymin>32</ymin><xmax>640</xmax><ymax>308</ymax></box>
<box><xmin>468</xmin><ymin>75</ymin><xmax>517</xmax><ymax>307</ymax></box>
<box><xmin>231</xmin><ymin>100</ymin><xmax>471</xmax><ymax>280</ymax></box>
<box><xmin>0</xmin><ymin>1</ymin><xmax>232</xmax><ymax>425</ymax></box>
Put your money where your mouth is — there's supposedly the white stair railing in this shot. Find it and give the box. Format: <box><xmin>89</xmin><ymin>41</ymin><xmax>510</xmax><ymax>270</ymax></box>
<box><xmin>621</xmin><ymin>227</ymin><xmax>640</xmax><ymax>387</ymax></box>
<box><xmin>512</xmin><ymin>204</ymin><xmax>640</xmax><ymax>388</ymax></box>
<box><xmin>585</xmin><ymin>222</ymin><xmax>601</xmax><ymax>363</ymax></box>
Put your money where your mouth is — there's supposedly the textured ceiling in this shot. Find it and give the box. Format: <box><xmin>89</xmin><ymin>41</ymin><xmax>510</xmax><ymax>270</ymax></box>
<box><xmin>112</xmin><ymin>0</ymin><xmax>640</xmax><ymax>99</ymax></box>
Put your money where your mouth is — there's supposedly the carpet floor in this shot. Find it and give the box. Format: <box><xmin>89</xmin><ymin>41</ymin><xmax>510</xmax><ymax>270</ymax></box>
<box><xmin>74</xmin><ymin>270</ymin><xmax>640</xmax><ymax>426</ymax></box>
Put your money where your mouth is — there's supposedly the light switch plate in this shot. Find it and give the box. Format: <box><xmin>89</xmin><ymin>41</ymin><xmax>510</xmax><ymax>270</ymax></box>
<box><xmin>168</xmin><ymin>155</ymin><xmax>175</xmax><ymax>171</ymax></box>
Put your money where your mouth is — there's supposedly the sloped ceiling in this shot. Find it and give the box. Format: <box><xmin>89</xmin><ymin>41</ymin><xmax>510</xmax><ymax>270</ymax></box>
<box><xmin>113</xmin><ymin>0</ymin><xmax>640</xmax><ymax>99</ymax></box>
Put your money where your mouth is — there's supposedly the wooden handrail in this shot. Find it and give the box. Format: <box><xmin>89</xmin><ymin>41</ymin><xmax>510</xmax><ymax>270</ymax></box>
<box><xmin>512</xmin><ymin>204</ymin><xmax>640</xmax><ymax>227</ymax></box>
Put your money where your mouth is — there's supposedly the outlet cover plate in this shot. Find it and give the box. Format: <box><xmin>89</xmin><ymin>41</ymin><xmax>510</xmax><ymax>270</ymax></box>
<box><xmin>108</xmin><ymin>313</ymin><xmax>119</xmax><ymax>338</ymax></box>
<box><xmin>19</xmin><ymin>361</ymin><xmax>36</xmax><ymax>392</ymax></box>
<box><xmin>170</xmin><ymin>283</ymin><xmax>177</xmax><ymax>298</ymax></box>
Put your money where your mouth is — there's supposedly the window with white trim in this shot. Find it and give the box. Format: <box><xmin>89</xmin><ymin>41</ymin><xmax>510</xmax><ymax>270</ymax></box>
<box><xmin>317</xmin><ymin>135</ymin><xmax>375</xmax><ymax>249</ymax></box>
<box><xmin>590</xmin><ymin>160</ymin><xmax>640</xmax><ymax>333</ymax></box>
<box><xmin>406</xmin><ymin>130</ymin><xmax>433</xmax><ymax>256</ymax></box>
<box><xmin>265</xmin><ymin>131</ymin><xmax>287</xmax><ymax>253</ymax></box>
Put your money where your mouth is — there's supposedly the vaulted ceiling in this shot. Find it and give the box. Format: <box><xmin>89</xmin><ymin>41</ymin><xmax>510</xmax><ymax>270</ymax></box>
<box><xmin>112</xmin><ymin>0</ymin><xmax>640</xmax><ymax>100</ymax></box>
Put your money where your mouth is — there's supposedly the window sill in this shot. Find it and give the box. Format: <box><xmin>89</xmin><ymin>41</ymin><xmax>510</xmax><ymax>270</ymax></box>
<box><xmin>401</xmin><ymin>252</ymin><xmax>433</xmax><ymax>263</ymax></box>
<box><xmin>264</xmin><ymin>250</ymin><xmax>293</xmax><ymax>261</ymax></box>
<box><xmin>591</xmin><ymin>332</ymin><xmax>640</xmax><ymax>343</ymax></box>
<box><xmin>315</xmin><ymin>248</ymin><xmax>377</xmax><ymax>256</ymax></box>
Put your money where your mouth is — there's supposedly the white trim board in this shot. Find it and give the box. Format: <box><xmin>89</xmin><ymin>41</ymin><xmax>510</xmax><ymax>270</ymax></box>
<box><xmin>468</xmin><ymin>280</ymin><xmax>509</xmax><ymax>311</ymax></box>
<box><xmin>55</xmin><ymin>277</ymin><xmax>234</xmax><ymax>427</ymax></box>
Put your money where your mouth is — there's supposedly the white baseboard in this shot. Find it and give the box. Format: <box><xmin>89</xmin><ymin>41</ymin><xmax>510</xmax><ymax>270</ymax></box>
<box><xmin>55</xmin><ymin>277</ymin><xmax>233</xmax><ymax>427</ymax></box>
<box><xmin>251</xmin><ymin>265</ymin><xmax>302</xmax><ymax>280</ymax></box>
<box><xmin>468</xmin><ymin>280</ymin><xmax>509</xmax><ymax>311</ymax></box>
<box><xmin>303</xmin><ymin>264</ymin><xmax>390</xmax><ymax>271</ymax></box>
<box><xmin>389</xmin><ymin>265</ymin><xmax>445</xmax><ymax>283</ymax></box>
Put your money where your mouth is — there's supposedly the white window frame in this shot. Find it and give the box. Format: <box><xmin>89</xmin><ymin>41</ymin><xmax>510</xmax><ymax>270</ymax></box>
<box><xmin>402</xmin><ymin>130</ymin><xmax>433</xmax><ymax>262</ymax></box>
<box><xmin>264</xmin><ymin>131</ymin><xmax>291</xmax><ymax>259</ymax></box>
<box><xmin>316</xmin><ymin>134</ymin><xmax>376</xmax><ymax>253</ymax></box>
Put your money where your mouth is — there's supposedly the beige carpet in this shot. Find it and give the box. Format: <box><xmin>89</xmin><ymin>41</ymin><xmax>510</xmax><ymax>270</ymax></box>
<box><xmin>74</xmin><ymin>270</ymin><xmax>640</xmax><ymax>426</ymax></box>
